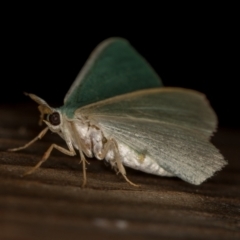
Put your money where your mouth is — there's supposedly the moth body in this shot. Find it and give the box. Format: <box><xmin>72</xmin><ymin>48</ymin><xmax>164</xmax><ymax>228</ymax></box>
<box><xmin>52</xmin><ymin>109</ymin><xmax>173</xmax><ymax>178</ymax></box>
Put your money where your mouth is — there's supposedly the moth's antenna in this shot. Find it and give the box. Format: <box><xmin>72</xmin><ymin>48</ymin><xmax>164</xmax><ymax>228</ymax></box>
<box><xmin>24</xmin><ymin>92</ymin><xmax>53</xmax><ymax>125</ymax></box>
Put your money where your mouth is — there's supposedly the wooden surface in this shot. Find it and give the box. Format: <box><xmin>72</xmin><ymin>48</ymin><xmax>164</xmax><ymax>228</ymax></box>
<box><xmin>0</xmin><ymin>104</ymin><xmax>239</xmax><ymax>240</ymax></box>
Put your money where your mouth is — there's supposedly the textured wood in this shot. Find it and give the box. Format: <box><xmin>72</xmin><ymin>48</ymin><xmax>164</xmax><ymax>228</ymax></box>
<box><xmin>0</xmin><ymin>104</ymin><xmax>239</xmax><ymax>240</ymax></box>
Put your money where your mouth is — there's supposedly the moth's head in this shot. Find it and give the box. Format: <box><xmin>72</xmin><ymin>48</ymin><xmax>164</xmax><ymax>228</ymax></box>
<box><xmin>26</xmin><ymin>93</ymin><xmax>63</xmax><ymax>133</ymax></box>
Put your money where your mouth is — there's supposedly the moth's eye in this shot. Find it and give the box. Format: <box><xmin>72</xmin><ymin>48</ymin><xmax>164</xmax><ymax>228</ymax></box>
<box><xmin>49</xmin><ymin>112</ymin><xmax>60</xmax><ymax>126</ymax></box>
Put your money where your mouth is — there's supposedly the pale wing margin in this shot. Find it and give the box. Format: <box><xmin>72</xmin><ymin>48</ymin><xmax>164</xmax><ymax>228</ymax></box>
<box><xmin>76</xmin><ymin>87</ymin><xmax>227</xmax><ymax>185</ymax></box>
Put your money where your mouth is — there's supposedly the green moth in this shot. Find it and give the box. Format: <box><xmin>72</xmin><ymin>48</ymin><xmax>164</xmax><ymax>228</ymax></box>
<box><xmin>9</xmin><ymin>38</ymin><xmax>227</xmax><ymax>187</ymax></box>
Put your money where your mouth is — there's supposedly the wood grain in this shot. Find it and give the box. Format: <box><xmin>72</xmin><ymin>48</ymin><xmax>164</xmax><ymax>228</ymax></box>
<box><xmin>0</xmin><ymin>104</ymin><xmax>239</xmax><ymax>240</ymax></box>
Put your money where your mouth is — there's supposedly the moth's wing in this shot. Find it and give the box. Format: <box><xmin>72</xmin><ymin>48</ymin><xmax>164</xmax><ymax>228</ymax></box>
<box><xmin>63</xmin><ymin>38</ymin><xmax>162</xmax><ymax>117</ymax></box>
<box><xmin>77</xmin><ymin>87</ymin><xmax>227</xmax><ymax>185</ymax></box>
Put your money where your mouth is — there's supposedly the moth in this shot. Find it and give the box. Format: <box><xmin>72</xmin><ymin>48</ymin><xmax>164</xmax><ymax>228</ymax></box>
<box><xmin>9</xmin><ymin>38</ymin><xmax>227</xmax><ymax>187</ymax></box>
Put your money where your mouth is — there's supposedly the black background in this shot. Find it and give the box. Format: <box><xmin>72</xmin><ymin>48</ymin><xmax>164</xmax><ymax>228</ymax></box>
<box><xmin>1</xmin><ymin>5</ymin><xmax>238</xmax><ymax>128</ymax></box>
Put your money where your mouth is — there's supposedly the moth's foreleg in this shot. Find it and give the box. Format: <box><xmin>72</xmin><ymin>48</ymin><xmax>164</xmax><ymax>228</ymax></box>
<box><xmin>22</xmin><ymin>143</ymin><xmax>76</xmax><ymax>177</ymax></box>
<box><xmin>8</xmin><ymin>127</ymin><xmax>49</xmax><ymax>152</ymax></box>
<box><xmin>100</xmin><ymin>139</ymin><xmax>139</xmax><ymax>187</ymax></box>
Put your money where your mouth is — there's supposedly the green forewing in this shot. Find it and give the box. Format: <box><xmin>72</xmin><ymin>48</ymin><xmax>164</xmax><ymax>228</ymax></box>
<box><xmin>61</xmin><ymin>38</ymin><xmax>163</xmax><ymax>117</ymax></box>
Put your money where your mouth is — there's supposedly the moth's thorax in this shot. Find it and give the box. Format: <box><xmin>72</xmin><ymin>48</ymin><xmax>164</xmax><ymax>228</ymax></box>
<box><xmin>58</xmin><ymin>113</ymin><xmax>105</xmax><ymax>159</ymax></box>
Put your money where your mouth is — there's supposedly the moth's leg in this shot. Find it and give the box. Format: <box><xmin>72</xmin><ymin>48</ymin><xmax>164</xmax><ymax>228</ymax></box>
<box><xmin>100</xmin><ymin>139</ymin><xmax>139</xmax><ymax>187</ymax></box>
<box><xmin>8</xmin><ymin>127</ymin><xmax>49</xmax><ymax>152</ymax></box>
<box><xmin>22</xmin><ymin>143</ymin><xmax>76</xmax><ymax>177</ymax></box>
<box><xmin>71</xmin><ymin>122</ymin><xmax>90</xmax><ymax>188</ymax></box>
<box><xmin>78</xmin><ymin>154</ymin><xmax>90</xmax><ymax>165</ymax></box>
<box><xmin>78</xmin><ymin>150</ymin><xmax>87</xmax><ymax>187</ymax></box>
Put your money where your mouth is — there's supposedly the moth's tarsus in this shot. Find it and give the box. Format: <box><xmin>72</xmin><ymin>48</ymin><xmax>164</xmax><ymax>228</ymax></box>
<box><xmin>122</xmin><ymin>174</ymin><xmax>140</xmax><ymax>187</ymax></box>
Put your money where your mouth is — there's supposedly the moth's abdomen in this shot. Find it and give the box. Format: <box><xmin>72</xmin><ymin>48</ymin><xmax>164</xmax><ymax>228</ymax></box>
<box><xmin>117</xmin><ymin>142</ymin><xmax>174</xmax><ymax>177</ymax></box>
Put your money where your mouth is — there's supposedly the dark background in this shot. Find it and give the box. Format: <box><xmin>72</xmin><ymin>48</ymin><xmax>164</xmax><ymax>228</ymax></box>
<box><xmin>1</xmin><ymin>6</ymin><xmax>237</xmax><ymax>128</ymax></box>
